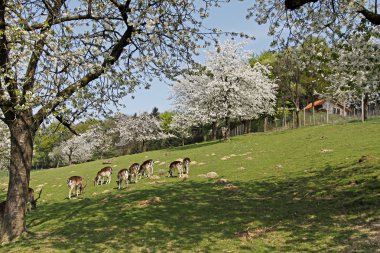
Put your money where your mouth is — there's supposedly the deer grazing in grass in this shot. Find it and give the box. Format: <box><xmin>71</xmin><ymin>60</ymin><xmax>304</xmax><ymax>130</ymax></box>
<box><xmin>0</xmin><ymin>187</ymin><xmax>43</xmax><ymax>215</ymax></box>
<box><xmin>67</xmin><ymin>176</ymin><xmax>86</xmax><ymax>199</ymax></box>
<box><xmin>138</xmin><ymin>159</ymin><xmax>154</xmax><ymax>179</ymax></box>
<box><xmin>116</xmin><ymin>169</ymin><xmax>129</xmax><ymax>190</ymax></box>
<box><xmin>182</xmin><ymin>157</ymin><xmax>191</xmax><ymax>175</ymax></box>
<box><xmin>168</xmin><ymin>157</ymin><xmax>191</xmax><ymax>178</ymax></box>
<box><xmin>28</xmin><ymin>187</ymin><xmax>43</xmax><ymax>211</ymax></box>
<box><xmin>128</xmin><ymin>163</ymin><xmax>140</xmax><ymax>183</ymax></box>
<box><xmin>168</xmin><ymin>160</ymin><xmax>184</xmax><ymax>178</ymax></box>
<box><xmin>94</xmin><ymin>166</ymin><xmax>113</xmax><ymax>186</ymax></box>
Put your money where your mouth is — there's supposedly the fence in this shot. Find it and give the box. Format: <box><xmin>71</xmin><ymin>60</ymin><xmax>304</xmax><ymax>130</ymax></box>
<box><xmin>230</xmin><ymin>108</ymin><xmax>380</xmax><ymax>137</ymax></box>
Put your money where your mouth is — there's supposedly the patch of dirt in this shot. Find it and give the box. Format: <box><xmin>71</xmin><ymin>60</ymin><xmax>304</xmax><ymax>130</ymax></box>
<box><xmin>320</xmin><ymin>149</ymin><xmax>333</xmax><ymax>153</ymax></box>
<box><xmin>220</xmin><ymin>156</ymin><xmax>230</xmax><ymax>160</ymax></box>
<box><xmin>358</xmin><ymin>155</ymin><xmax>379</xmax><ymax>164</ymax></box>
<box><xmin>138</xmin><ymin>197</ymin><xmax>161</xmax><ymax>207</ymax></box>
<box><xmin>275</xmin><ymin>164</ymin><xmax>283</xmax><ymax>169</ymax></box>
<box><xmin>158</xmin><ymin>169</ymin><xmax>167</xmax><ymax>177</ymax></box>
<box><xmin>239</xmin><ymin>152</ymin><xmax>252</xmax><ymax>157</ymax></box>
<box><xmin>223</xmin><ymin>184</ymin><xmax>239</xmax><ymax>192</ymax></box>
<box><xmin>198</xmin><ymin>162</ymin><xmax>205</xmax><ymax>166</ymax></box>
<box><xmin>246</xmin><ymin>157</ymin><xmax>253</xmax><ymax>160</ymax></box>
<box><xmin>235</xmin><ymin>227</ymin><xmax>275</xmax><ymax>241</ymax></box>
<box><xmin>237</xmin><ymin>167</ymin><xmax>246</xmax><ymax>171</ymax></box>
<box><xmin>159</xmin><ymin>162</ymin><xmax>166</xmax><ymax>166</ymax></box>
<box><xmin>214</xmin><ymin>178</ymin><xmax>229</xmax><ymax>185</ymax></box>
<box><xmin>206</xmin><ymin>172</ymin><xmax>219</xmax><ymax>178</ymax></box>
<box><xmin>149</xmin><ymin>175</ymin><xmax>160</xmax><ymax>180</ymax></box>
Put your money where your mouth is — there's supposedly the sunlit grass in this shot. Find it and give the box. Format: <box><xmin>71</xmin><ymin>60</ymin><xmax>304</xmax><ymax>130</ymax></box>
<box><xmin>0</xmin><ymin>119</ymin><xmax>379</xmax><ymax>252</ymax></box>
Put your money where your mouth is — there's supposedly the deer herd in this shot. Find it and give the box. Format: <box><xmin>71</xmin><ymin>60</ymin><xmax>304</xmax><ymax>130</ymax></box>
<box><xmin>0</xmin><ymin>157</ymin><xmax>191</xmax><ymax>213</ymax></box>
<box><xmin>67</xmin><ymin>157</ymin><xmax>191</xmax><ymax>199</ymax></box>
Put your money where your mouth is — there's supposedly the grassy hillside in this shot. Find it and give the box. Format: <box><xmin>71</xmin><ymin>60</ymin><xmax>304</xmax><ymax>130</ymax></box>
<box><xmin>0</xmin><ymin>120</ymin><xmax>379</xmax><ymax>252</ymax></box>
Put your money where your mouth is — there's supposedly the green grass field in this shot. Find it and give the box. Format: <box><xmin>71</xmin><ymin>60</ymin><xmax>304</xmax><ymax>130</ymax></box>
<box><xmin>0</xmin><ymin>119</ymin><xmax>379</xmax><ymax>252</ymax></box>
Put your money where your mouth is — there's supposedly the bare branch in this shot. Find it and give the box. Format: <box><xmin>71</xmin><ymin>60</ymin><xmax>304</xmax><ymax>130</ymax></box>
<box><xmin>55</xmin><ymin>115</ymin><xmax>79</xmax><ymax>136</ymax></box>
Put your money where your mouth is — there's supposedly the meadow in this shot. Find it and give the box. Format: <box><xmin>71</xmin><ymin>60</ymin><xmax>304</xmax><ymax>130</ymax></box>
<box><xmin>0</xmin><ymin>119</ymin><xmax>379</xmax><ymax>252</ymax></box>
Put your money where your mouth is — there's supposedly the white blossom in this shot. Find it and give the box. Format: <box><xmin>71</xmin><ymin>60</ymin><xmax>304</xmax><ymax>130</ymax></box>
<box><xmin>113</xmin><ymin>113</ymin><xmax>172</xmax><ymax>147</ymax></box>
<box><xmin>171</xmin><ymin>41</ymin><xmax>278</xmax><ymax>135</ymax></box>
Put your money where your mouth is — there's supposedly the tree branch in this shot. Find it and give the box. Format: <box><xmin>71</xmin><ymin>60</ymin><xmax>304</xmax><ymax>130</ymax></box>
<box><xmin>285</xmin><ymin>0</ymin><xmax>318</xmax><ymax>10</ymax></box>
<box><xmin>34</xmin><ymin>23</ymin><xmax>135</xmax><ymax>125</ymax></box>
<box><xmin>23</xmin><ymin>0</ymin><xmax>66</xmax><ymax>102</ymax></box>
<box><xmin>358</xmin><ymin>8</ymin><xmax>380</xmax><ymax>25</ymax></box>
<box><xmin>285</xmin><ymin>0</ymin><xmax>380</xmax><ymax>25</ymax></box>
<box><xmin>28</xmin><ymin>14</ymin><xmax>122</xmax><ymax>31</ymax></box>
<box><xmin>55</xmin><ymin>115</ymin><xmax>79</xmax><ymax>136</ymax></box>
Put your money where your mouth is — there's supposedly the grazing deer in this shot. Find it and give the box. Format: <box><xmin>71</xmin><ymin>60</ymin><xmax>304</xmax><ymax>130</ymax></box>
<box><xmin>182</xmin><ymin>157</ymin><xmax>191</xmax><ymax>175</ymax></box>
<box><xmin>139</xmin><ymin>159</ymin><xmax>154</xmax><ymax>179</ymax></box>
<box><xmin>168</xmin><ymin>160</ymin><xmax>183</xmax><ymax>178</ymax></box>
<box><xmin>67</xmin><ymin>176</ymin><xmax>86</xmax><ymax>199</ymax></box>
<box><xmin>0</xmin><ymin>187</ymin><xmax>43</xmax><ymax>214</ymax></box>
<box><xmin>117</xmin><ymin>169</ymin><xmax>129</xmax><ymax>190</ymax></box>
<box><xmin>128</xmin><ymin>163</ymin><xmax>140</xmax><ymax>183</ymax></box>
<box><xmin>28</xmin><ymin>187</ymin><xmax>43</xmax><ymax>211</ymax></box>
<box><xmin>94</xmin><ymin>166</ymin><xmax>113</xmax><ymax>186</ymax></box>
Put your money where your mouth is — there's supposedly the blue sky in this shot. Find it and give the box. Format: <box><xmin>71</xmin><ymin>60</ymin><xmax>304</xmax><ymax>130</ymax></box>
<box><xmin>119</xmin><ymin>1</ymin><xmax>272</xmax><ymax>115</ymax></box>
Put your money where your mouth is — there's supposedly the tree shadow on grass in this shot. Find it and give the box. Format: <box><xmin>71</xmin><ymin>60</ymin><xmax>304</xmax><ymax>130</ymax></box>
<box><xmin>1</xmin><ymin>160</ymin><xmax>379</xmax><ymax>252</ymax></box>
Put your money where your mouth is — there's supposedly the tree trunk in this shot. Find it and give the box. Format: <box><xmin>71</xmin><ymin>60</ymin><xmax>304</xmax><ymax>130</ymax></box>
<box><xmin>264</xmin><ymin>117</ymin><xmax>267</xmax><ymax>132</ymax></box>
<box><xmin>68</xmin><ymin>153</ymin><xmax>72</xmax><ymax>166</ymax></box>
<box><xmin>223</xmin><ymin>117</ymin><xmax>231</xmax><ymax>141</ymax></box>
<box><xmin>295</xmin><ymin>109</ymin><xmax>300</xmax><ymax>128</ymax></box>
<box><xmin>0</xmin><ymin>111</ymin><xmax>37</xmax><ymax>244</ymax></box>
<box><xmin>211</xmin><ymin>122</ymin><xmax>217</xmax><ymax>141</ymax></box>
<box><xmin>363</xmin><ymin>93</ymin><xmax>369</xmax><ymax>121</ymax></box>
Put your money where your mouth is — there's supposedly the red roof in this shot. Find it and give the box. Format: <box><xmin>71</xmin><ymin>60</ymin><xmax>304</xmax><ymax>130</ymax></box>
<box><xmin>303</xmin><ymin>99</ymin><xmax>325</xmax><ymax>110</ymax></box>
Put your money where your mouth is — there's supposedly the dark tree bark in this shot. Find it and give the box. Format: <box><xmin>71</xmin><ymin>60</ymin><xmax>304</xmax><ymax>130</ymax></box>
<box><xmin>210</xmin><ymin>122</ymin><xmax>217</xmax><ymax>141</ymax></box>
<box><xmin>285</xmin><ymin>0</ymin><xmax>380</xmax><ymax>25</ymax></box>
<box><xmin>358</xmin><ymin>8</ymin><xmax>380</xmax><ymax>25</ymax></box>
<box><xmin>223</xmin><ymin>117</ymin><xmax>231</xmax><ymax>141</ymax></box>
<box><xmin>285</xmin><ymin>0</ymin><xmax>318</xmax><ymax>10</ymax></box>
<box><xmin>0</xmin><ymin>110</ymin><xmax>37</xmax><ymax>244</ymax></box>
<box><xmin>363</xmin><ymin>93</ymin><xmax>369</xmax><ymax>121</ymax></box>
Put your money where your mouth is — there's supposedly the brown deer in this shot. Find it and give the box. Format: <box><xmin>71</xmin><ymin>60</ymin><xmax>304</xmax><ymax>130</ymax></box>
<box><xmin>67</xmin><ymin>176</ymin><xmax>86</xmax><ymax>199</ymax></box>
<box><xmin>0</xmin><ymin>187</ymin><xmax>42</xmax><ymax>214</ymax></box>
<box><xmin>182</xmin><ymin>157</ymin><xmax>191</xmax><ymax>175</ymax></box>
<box><xmin>139</xmin><ymin>159</ymin><xmax>154</xmax><ymax>179</ymax></box>
<box><xmin>128</xmin><ymin>163</ymin><xmax>140</xmax><ymax>183</ymax></box>
<box><xmin>94</xmin><ymin>166</ymin><xmax>113</xmax><ymax>186</ymax></box>
<box><xmin>116</xmin><ymin>169</ymin><xmax>129</xmax><ymax>190</ymax></box>
<box><xmin>168</xmin><ymin>160</ymin><xmax>183</xmax><ymax>178</ymax></box>
<box><xmin>28</xmin><ymin>187</ymin><xmax>43</xmax><ymax>211</ymax></box>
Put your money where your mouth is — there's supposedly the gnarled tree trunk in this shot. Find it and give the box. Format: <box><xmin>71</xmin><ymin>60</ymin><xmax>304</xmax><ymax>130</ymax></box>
<box><xmin>0</xmin><ymin>111</ymin><xmax>37</xmax><ymax>244</ymax></box>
